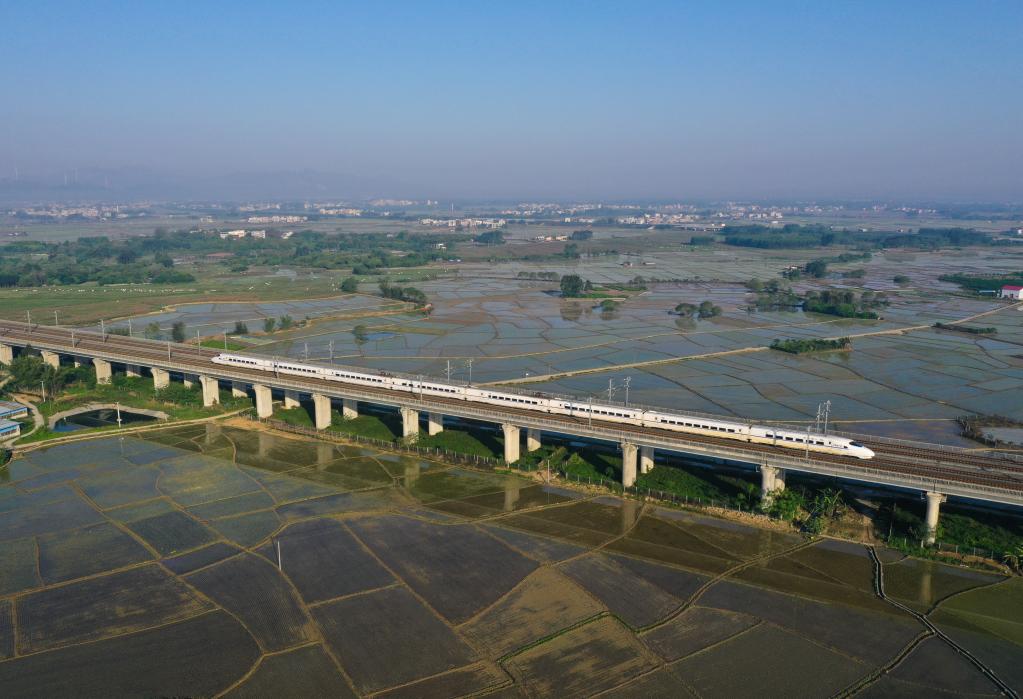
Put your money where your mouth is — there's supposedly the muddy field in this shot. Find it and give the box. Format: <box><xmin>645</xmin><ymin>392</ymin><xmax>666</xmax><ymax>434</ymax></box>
<box><xmin>0</xmin><ymin>426</ymin><xmax>1018</xmax><ymax>697</ymax></box>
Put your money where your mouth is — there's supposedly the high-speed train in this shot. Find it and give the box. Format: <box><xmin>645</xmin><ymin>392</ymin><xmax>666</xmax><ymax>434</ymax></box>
<box><xmin>212</xmin><ymin>353</ymin><xmax>875</xmax><ymax>460</ymax></box>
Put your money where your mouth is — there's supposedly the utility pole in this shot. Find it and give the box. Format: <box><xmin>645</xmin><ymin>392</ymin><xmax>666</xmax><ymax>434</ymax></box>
<box><xmin>623</xmin><ymin>376</ymin><xmax>631</xmax><ymax>408</ymax></box>
<box><xmin>223</xmin><ymin>333</ymin><xmax>228</xmax><ymax>351</ymax></box>
<box><xmin>196</xmin><ymin>330</ymin><xmax>200</xmax><ymax>354</ymax></box>
<box><xmin>822</xmin><ymin>400</ymin><xmax>831</xmax><ymax>435</ymax></box>
<box><xmin>303</xmin><ymin>342</ymin><xmax>309</xmax><ymax>361</ymax></box>
<box><xmin>128</xmin><ymin>318</ymin><xmax>132</xmax><ymax>337</ymax></box>
<box><xmin>100</xmin><ymin>319</ymin><xmax>105</xmax><ymax>339</ymax></box>
<box><xmin>445</xmin><ymin>360</ymin><xmax>452</xmax><ymax>382</ymax></box>
<box><xmin>465</xmin><ymin>358</ymin><xmax>473</xmax><ymax>385</ymax></box>
<box><xmin>588</xmin><ymin>395</ymin><xmax>593</xmax><ymax>427</ymax></box>
<box><xmin>26</xmin><ymin>310</ymin><xmax>31</xmax><ymax>331</ymax></box>
<box><xmin>167</xmin><ymin>341</ymin><xmax>171</xmax><ymax>360</ymax></box>
<box><xmin>328</xmin><ymin>340</ymin><xmax>334</xmax><ymax>365</ymax></box>
<box><xmin>606</xmin><ymin>378</ymin><xmax>616</xmax><ymax>402</ymax></box>
<box><xmin>54</xmin><ymin>310</ymin><xmax>59</xmax><ymax>326</ymax></box>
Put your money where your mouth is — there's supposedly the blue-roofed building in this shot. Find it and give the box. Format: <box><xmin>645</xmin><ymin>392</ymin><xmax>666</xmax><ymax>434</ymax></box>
<box><xmin>0</xmin><ymin>401</ymin><xmax>27</xmax><ymax>420</ymax></box>
<box><xmin>0</xmin><ymin>418</ymin><xmax>21</xmax><ymax>438</ymax></box>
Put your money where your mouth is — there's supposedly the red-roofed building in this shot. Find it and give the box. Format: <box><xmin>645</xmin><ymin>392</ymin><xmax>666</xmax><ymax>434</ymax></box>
<box><xmin>1001</xmin><ymin>285</ymin><xmax>1023</xmax><ymax>300</ymax></box>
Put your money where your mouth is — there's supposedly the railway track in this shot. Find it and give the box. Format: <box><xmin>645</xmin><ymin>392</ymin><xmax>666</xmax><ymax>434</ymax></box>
<box><xmin>4</xmin><ymin>321</ymin><xmax>1023</xmax><ymax>495</ymax></box>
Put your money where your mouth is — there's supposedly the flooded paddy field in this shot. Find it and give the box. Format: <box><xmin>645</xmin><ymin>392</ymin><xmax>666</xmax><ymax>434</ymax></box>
<box><xmin>0</xmin><ymin>425</ymin><xmax>1019</xmax><ymax>697</ymax></box>
<box><xmin>93</xmin><ymin>247</ymin><xmax>1023</xmax><ymax>442</ymax></box>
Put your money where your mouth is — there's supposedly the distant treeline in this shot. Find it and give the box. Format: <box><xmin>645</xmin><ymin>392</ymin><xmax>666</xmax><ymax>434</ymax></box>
<box><xmin>721</xmin><ymin>223</ymin><xmax>1005</xmax><ymax>252</ymax></box>
<box><xmin>933</xmin><ymin>322</ymin><xmax>997</xmax><ymax>335</ymax></box>
<box><xmin>770</xmin><ymin>338</ymin><xmax>851</xmax><ymax>354</ymax></box>
<box><xmin>939</xmin><ymin>272</ymin><xmax>1023</xmax><ymax>292</ymax></box>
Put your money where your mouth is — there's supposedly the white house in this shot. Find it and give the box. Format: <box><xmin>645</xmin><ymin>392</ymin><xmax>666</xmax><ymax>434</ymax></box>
<box><xmin>1000</xmin><ymin>285</ymin><xmax>1023</xmax><ymax>300</ymax></box>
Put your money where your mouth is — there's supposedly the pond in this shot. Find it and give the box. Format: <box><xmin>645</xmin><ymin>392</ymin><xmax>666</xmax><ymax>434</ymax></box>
<box><xmin>53</xmin><ymin>408</ymin><xmax>159</xmax><ymax>432</ymax></box>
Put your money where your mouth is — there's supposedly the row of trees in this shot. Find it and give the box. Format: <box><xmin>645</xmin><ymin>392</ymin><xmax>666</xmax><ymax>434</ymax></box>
<box><xmin>673</xmin><ymin>301</ymin><xmax>722</xmax><ymax>319</ymax></box>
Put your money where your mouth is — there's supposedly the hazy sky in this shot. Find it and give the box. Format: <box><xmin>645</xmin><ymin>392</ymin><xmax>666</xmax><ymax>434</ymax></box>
<box><xmin>2</xmin><ymin>1</ymin><xmax>1021</xmax><ymax>201</ymax></box>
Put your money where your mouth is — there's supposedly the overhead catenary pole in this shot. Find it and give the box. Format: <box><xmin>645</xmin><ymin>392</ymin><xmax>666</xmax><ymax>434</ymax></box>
<box><xmin>624</xmin><ymin>376</ymin><xmax>631</xmax><ymax>407</ymax></box>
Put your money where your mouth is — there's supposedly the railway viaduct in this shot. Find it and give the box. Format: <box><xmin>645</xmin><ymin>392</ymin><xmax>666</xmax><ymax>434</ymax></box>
<box><xmin>2</xmin><ymin>319</ymin><xmax>1021</xmax><ymax>544</ymax></box>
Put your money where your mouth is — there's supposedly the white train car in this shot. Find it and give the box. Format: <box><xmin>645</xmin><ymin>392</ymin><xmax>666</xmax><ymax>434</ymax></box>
<box><xmin>210</xmin><ymin>353</ymin><xmax>874</xmax><ymax>459</ymax></box>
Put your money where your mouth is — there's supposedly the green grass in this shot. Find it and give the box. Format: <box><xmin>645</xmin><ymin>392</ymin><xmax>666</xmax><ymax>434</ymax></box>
<box><xmin>199</xmin><ymin>339</ymin><xmax>250</xmax><ymax>351</ymax></box>
<box><xmin>329</xmin><ymin>413</ymin><xmax>402</xmax><ymax>442</ymax></box>
<box><xmin>635</xmin><ymin>464</ymin><xmax>741</xmax><ymax>501</ymax></box>
<box><xmin>417</xmin><ymin>427</ymin><xmax>502</xmax><ymax>459</ymax></box>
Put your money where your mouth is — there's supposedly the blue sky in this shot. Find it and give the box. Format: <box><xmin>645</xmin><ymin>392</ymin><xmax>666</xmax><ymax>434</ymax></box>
<box><xmin>2</xmin><ymin>1</ymin><xmax>1021</xmax><ymax>200</ymax></box>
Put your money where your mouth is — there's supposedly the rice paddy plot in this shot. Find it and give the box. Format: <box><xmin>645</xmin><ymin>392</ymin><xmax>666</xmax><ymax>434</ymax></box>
<box><xmin>606</xmin><ymin>515</ymin><xmax>741</xmax><ymax>576</ymax></box>
<box><xmin>598</xmin><ymin>667</ymin><xmax>699</xmax><ymax>698</ymax></box>
<box><xmin>0</xmin><ymin>536</ymin><xmax>43</xmax><ymax>595</ymax></box>
<box><xmin>430</xmin><ymin>482</ymin><xmax>575</xmax><ymax>519</ymax></box>
<box><xmin>208</xmin><ymin>509</ymin><xmax>282</xmax><ymax>547</ymax></box>
<box><xmin>0</xmin><ymin>494</ymin><xmax>103</xmax><ymax>541</ymax></box>
<box><xmin>560</xmin><ymin>553</ymin><xmax>683</xmax><ymax>628</ymax></box>
<box><xmin>641</xmin><ymin>606</ymin><xmax>759</xmax><ymax>662</ymax></box>
<box><xmin>253</xmin><ymin>518</ymin><xmax>394</xmax><ymax>604</ymax></box>
<box><xmin>504</xmin><ymin>617</ymin><xmax>658</xmax><ymax>697</ymax></box>
<box><xmin>287</xmin><ymin>456</ymin><xmax>393</xmax><ymax>491</ymax></box>
<box><xmin>882</xmin><ymin>557</ymin><xmax>1003</xmax><ymax>613</ymax></box>
<box><xmin>77</xmin><ymin>465</ymin><xmax>164</xmax><ymax>510</ymax></box>
<box><xmin>162</xmin><ymin>541</ymin><xmax>243</xmax><ymax>575</ymax></box>
<box><xmin>699</xmin><ymin>580</ymin><xmax>920</xmax><ymax>667</ymax></box>
<box><xmin>125</xmin><ymin>509</ymin><xmax>219</xmax><ymax>556</ymax></box>
<box><xmin>374</xmin><ymin>662</ymin><xmax>509</xmax><ymax>699</ymax></box>
<box><xmin>240</xmin><ymin>467</ymin><xmax>340</xmax><ymax>504</ymax></box>
<box><xmin>886</xmin><ymin>636</ymin><xmax>1003</xmax><ymax>696</ymax></box>
<box><xmin>731</xmin><ymin>555</ymin><xmax>885</xmax><ymax>613</ymax></box>
<box><xmin>408</xmin><ymin>468</ymin><xmax>524</xmax><ymax>504</ymax></box>
<box><xmin>0</xmin><ymin>482</ymin><xmax>77</xmax><ymax>514</ymax></box>
<box><xmin>105</xmin><ymin>496</ymin><xmax>177</xmax><ymax>523</ymax></box>
<box><xmin>16</xmin><ymin>564</ymin><xmax>213</xmax><ymax>654</ymax></box>
<box><xmin>222</xmin><ymin>644</ymin><xmax>356</xmax><ymax>699</ymax></box>
<box><xmin>650</xmin><ymin>507</ymin><xmax>803</xmax><ymax>561</ymax></box>
<box><xmin>500</xmin><ymin>499</ymin><xmax>640</xmax><ymax>548</ymax></box>
<box><xmin>348</xmin><ymin>515</ymin><xmax>537</xmax><ymax>623</ymax></box>
<box><xmin>462</xmin><ymin>567</ymin><xmax>604</xmax><ymax>656</ymax></box>
<box><xmin>186</xmin><ymin>490</ymin><xmax>276</xmax><ymax>520</ymax></box>
<box><xmin>37</xmin><ymin>521</ymin><xmax>152</xmax><ymax>583</ymax></box>
<box><xmin>0</xmin><ymin>611</ymin><xmax>259</xmax><ymax>699</ymax></box>
<box><xmin>677</xmin><ymin>622</ymin><xmax>868</xmax><ymax>698</ymax></box>
<box><xmin>311</xmin><ymin>586</ymin><xmax>477</xmax><ymax>695</ymax></box>
<box><xmin>185</xmin><ymin>552</ymin><xmax>317</xmax><ymax>652</ymax></box>
<box><xmin>933</xmin><ymin>577</ymin><xmax>1023</xmax><ymax>646</ymax></box>
<box><xmin>928</xmin><ymin>613</ymin><xmax>1023</xmax><ymax>691</ymax></box>
<box><xmin>275</xmin><ymin>489</ymin><xmax>401</xmax><ymax>521</ymax></box>
<box><xmin>157</xmin><ymin>454</ymin><xmax>264</xmax><ymax>506</ymax></box>
<box><xmin>481</xmin><ymin>524</ymin><xmax>589</xmax><ymax>563</ymax></box>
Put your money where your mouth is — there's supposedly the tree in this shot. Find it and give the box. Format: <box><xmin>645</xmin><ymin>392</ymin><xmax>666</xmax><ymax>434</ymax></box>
<box><xmin>230</xmin><ymin>321</ymin><xmax>248</xmax><ymax>335</ymax></box>
<box><xmin>278</xmin><ymin>315</ymin><xmax>294</xmax><ymax>330</ymax></box>
<box><xmin>340</xmin><ymin>277</ymin><xmax>358</xmax><ymax>292</ymax></box>
<box><xmin>117</xmin><ymin>249</ymin><xmax>139</xmax><ymax>265</ymax></box>
<box><xmin>144</xmin><ymin>322</ymin><xmax>162</xmax><ymax>340</ymax></box>
<box><xmin>698</xmin><ymin>301</ymin><xmax>722</xmax><ymax>318</ymax></box>
<box><xmin>570</xmin><ymin>229</ymin><xmax>593</xmax><ymax>241</ymax></box>
<box><xmin>894</xmin><ymin>275</ymin><xmax>911</xmax><ymax>285</ymax></box>
<box><xmin>171</xmin><ymin>321</ymin><xmax>186</xmax><ymax>343</ymax></box>
<box><xmin>263</xmin><ymin>317</ymin><xmax>276</xmax><ymax>333</ymax></box>
<box><xmin>154</xmin><ymin>252</ymin><xmax>174</xmax><ymax>268</ymax></box>
<box><xmin>600</xmin><ymin>299</ymin><xmax>619</xmax><ymax>312</ymax></box>
<box><xmin>804</xmin><ymin>260</ymin><xmax>828</xmax><ymax>278</ymax></box>
<box><xmin>352</xmin><ymin>324</ymin><xmax>369</xmax><ymax>348</ymax></box>
<box><xmin>560</xmin><ymin>275</ymin><xmax>585</xmax><ymax>297</ymax></box>
<box><xmin>474</xmin><ymin>230</ymin><xmax>505</xmax><ymax>245</ymax></box>
<box><xmin>563</xmin><ymin>243</ymin><xmax>580</xmax><ymax>259</ymax></box>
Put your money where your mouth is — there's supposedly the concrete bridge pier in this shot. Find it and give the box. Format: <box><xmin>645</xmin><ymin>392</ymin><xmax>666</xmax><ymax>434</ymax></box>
<box><xmin>502</xmin><ymin>423</ymin><xmax>521</xmax><ymax>463</ymax></box>
<box><xmin>0</xmin><ymin>343</ymin><xmax>12</xmax><ymax>365</ymax></box>
<box><xmin>621</xmin><ymin>497</ymin><xmax>640</xmax><ymax>533</ymax></box>
<box><xmin>93</xmin><ymin>358</ymin><xmax>112</xmax><ymax>385</ymax></box>
<box><xmin>640</xmin><ymin>446</ymin><xmax>654</xmax><ymax>474</ymax></box>
<box><xmin>317</xmin><ymin>443</ymin><xmax>334</xmax><ymax>467</ymax></box>
<box><xmin>400</xmin><ymin>407</ymin><xmax>419</xmax><ymax>440</ymax></box>
<box><xmin>283</xmin><ymin>389</ymin><xmax>300</xmax><ymax>409</ymax></box>
<box><xmin>204</xmin><ymin>421</ymin><xmax>221</xmax><ymax>445</ymax></box>
<box><xmin>760</xmin><ymin>464</ymin><xmax>786</xmax><ymax>505</ymax></box>
<box><xmin>622</xmin><ymin>442</ymin><xmax>638</xmax><ymax>487</ymax></box>
<box><xmin>253</xmin><ymin>384</ymin><xmax>273</xmax><ymax>418</ymax></box>
<box><xmin>526</xmin><ymin>428</ymin><xmax>541</xmax><ymax>452</ymax></box>
<box><xmin>41</xmin><ymin>350</ymin><xmax>60</xmax><ymax>369</ymax></box>
<box><xmin>427</xmin><ymin>412</ymin><xmax>444</xmax><ymax>436</ymax></box>
<box><xmin>312</xmin><ymin>394</ymin><xmax>332</xmax><ymax>430</ymax></box>
<box><xmin>231</xmin><ymin>381</ymin><xmax>247</xmax><ymax>398</ymax></box>
<box><xmin>341</xmin><ymin>398</ymin><xmax>358</xmax><ymax>420</ymax></box>
<box><xmin>125</xmin><ymin>364</ymin><xmax>141</xmax><ymax>378</ymax></box>
<box><xmin>924</xmin><ymin>491</ymin><xmax>947</xmax><ymax>545</ymax></box>
<box><xmin>152</xmin><ymin>368</ymin><xmax>170</xmax><ymax>390</ymax></box>
<box><xmin>199</xmin><ymin>375</ymin><xmax>220</xmax><ymax>407</ymax></box>
<box><xmin>182</xmin><ymin>374</ymin><xmax>196</xmax><ymax>389</ymax></box>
